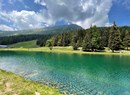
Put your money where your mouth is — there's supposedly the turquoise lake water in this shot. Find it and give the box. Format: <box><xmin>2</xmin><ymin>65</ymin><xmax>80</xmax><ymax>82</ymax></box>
<box><xmin>0</xmin><ymin>51</ymin><xmax>130</xmax><ymax>95</ymax></box>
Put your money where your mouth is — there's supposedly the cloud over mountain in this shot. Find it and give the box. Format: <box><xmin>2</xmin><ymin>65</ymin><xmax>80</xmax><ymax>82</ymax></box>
<box><xmin>0</xmin><ymin>0</ymin><xmax>129</xmax><ymax>30</ymax></box>
<box><xmin>36</xmin><ymin>0</ymin><xmax>113</xmax><ymax>28</ymax></box>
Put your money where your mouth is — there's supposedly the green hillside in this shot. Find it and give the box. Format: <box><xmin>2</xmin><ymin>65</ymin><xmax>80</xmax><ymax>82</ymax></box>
<box><xmin>10</xmin><ymin>40</ymin><xmax>38</xmax><ymax>48</ymax></box>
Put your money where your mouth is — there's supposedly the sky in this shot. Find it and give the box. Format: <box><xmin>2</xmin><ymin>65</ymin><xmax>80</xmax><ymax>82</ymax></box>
<box><xmin>0</xmin><ymin>0</ymin><xmax>130</xmax><ymax>31</ymax></box>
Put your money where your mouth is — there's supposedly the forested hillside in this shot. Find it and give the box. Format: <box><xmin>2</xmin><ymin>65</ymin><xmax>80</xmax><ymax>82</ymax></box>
<box><xmin>43</xmin><ymin>23</ymin><xmax>130</xmax><ymax>52</ymax></box>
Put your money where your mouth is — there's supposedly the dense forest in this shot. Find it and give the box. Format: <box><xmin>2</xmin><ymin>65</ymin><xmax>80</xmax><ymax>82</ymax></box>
<box><xmin>42</xmin><ymin>22</ymin><xmax>130</xmax><ymax>52</ymax></box>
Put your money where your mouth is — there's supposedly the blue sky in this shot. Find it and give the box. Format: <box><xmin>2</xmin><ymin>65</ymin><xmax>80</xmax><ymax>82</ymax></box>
<box><xmin>0</xmin><ymin>0</ymin><xmax>130</xmax><ymax>31</ymax></box>
<box><xmin>109</xmin><ymin>0</ymin><xmax>130</xmax><ymax>26</ymax></box>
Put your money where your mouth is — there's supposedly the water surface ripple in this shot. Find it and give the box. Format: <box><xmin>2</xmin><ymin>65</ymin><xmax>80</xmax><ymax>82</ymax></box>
<box><xmin>0</xmin><ymin>51</ymin><xmax>130</xmax><ymax>95</ymax></box>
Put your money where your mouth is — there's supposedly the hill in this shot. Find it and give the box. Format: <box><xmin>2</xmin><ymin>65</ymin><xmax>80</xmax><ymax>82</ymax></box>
<box><xmin>0</xmin><ymin>24</ymin><xmax>82</xmax><ymax>37</ymax></box>
<box><xmin>10</xmin><ymin>40</ymin><xmax>38</xmax><ymax>48</ymax></box>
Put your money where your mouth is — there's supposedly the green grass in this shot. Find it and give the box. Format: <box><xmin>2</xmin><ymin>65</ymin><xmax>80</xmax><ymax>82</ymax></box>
<box><xmin>10</xmin><ymin>40</ymin><xmax>38</xmax><ymax>48</ymax></box>
<box><xmin>0</xmin><ymin>70</ymin><xmax>62</xmax><ymax>95</ymax></box>
<box><xmin>0</xmin><ymin>46</ymin><xmax>130</xmax><ymax>56</ymax></box>
<box><xmin>6</xmin><ymin>39</ymin><xmax>130</xmax><ymax>56</ymax></box>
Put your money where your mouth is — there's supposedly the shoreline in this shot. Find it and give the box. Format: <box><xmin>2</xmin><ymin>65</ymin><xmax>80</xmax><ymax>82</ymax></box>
<box><xmin>0</xmin><ymin>69</ymin><xmax>62</xmax><ymax>95</ymax></box>
<box><xmin>0</xmin><ymin>47</ymin><xmax>130</xmax><ymax>56</ymax></box>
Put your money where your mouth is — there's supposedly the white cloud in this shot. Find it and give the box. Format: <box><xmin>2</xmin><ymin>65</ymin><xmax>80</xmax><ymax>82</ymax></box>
<box><xmin>36</xmin><ymin>0</ymin><xmax>113</xmax><ymax>29</ymax></box>
<box><xmin>114</xmin><ymin>0</ymin><xmax>130</xmax><ymax>9</ymax></box>
<box><xmin>0</xmin><ymin>0</ymin><xmax>115</xmax><ymax>30</ymax></box>
<box><xmin>105</xmin><ymin>23</ymin><xmax>113</xmax><ymax>27</ymax></box>
<box><xmin>34</xmin><ymin>0</ymin><xmax>46</xmax><ymax>6</ymax></box>
<box><xmin>0</xmin><ymin>25</ymin><xmax>14</xmax><ymax>31</ymax></box>
<box><xmin>1</xmin><ymin>10</ymin><xmax>51</xmax><ymax>30</ymax></box>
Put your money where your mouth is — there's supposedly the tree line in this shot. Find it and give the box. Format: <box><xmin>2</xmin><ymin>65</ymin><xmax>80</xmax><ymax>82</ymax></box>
<box><xmin>42</xmin><ymin>22</ymin><xmax>130</xmax><ymax>52</ymax></box>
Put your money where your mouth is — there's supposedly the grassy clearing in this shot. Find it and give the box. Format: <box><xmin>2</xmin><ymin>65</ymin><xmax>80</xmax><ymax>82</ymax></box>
<box><xmin>10</xmin><ymin>40</ymin><xmax>38</xmax><ymax>48</ymax></box>
<box><xmin>0</xmin><ymin>70</ymin><xmax>61</xmax><ymax>95</ymax></box>
<box><xmin>0</xmin><ymin>46</ymin><xmax>130</xmax><ymax>56</ymax></box>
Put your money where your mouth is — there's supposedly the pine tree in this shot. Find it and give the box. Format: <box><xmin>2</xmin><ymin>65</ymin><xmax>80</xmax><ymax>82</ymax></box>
<box><xmin>108</xmin><ymin>22</ymin><xmax>122</xmax><ymax>52</ymax></box>
<box><xmin>82</xmin><ymin>31</ymin><xmax>92</xmax><ymax>51</ymax></box>
<box><xmin>72</xmin><ymin>34</ymin><xmax>78</xmax><ymax>50</ymax></box>
<box><xmin>123</xmin><ymin>30</ymin><xmax>130</xmax><ymax>50</ymax></box>
<box><xmin>101</xmin><ymin>29</ymin><xmax>109</xmax><ymax>47</ymax></box>
<box><xmin>91</xmin><ymin>25</ymin><xmax>101</xmax><ymax>50</ymax></box>
<box><xmin>57</xmin><ymin>34</ymin><xmax>63</xmax><ymax>46</ymax></box>
<box><xmin>46</xmin><ymin>40</ymin><xmax>53</xmax><ymax>50</ymax></box>
<box><xmin>76</xmin><ymin>29</ymin><xmax>85</xmax><ymax>47</ymax></box>
<box><xmin>62</xmin><ymin>33</ymin><xmax>70</xmax><ymax>46</ymax></box>
<box><xmin>52</xmin><ymin>35</ymin><xmax>58</xmax><ymax>46</ymax></box>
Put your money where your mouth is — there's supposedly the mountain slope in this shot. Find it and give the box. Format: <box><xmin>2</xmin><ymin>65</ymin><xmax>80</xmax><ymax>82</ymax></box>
<box><xmin>10</xmin><ymin>40</ymin><xmax>38</xmax><ymax>48</ymax></box>
<box><xmin>0</xmin><ymin>24</ymin><xmax>82</xmax><ymax>37</ymax></box>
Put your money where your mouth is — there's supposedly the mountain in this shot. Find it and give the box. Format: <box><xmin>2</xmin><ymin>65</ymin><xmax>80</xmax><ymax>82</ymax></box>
<box><xmin>0</xmin><ymin>24</ymin><xmax>82</xmax><ymax>37</ymax></box>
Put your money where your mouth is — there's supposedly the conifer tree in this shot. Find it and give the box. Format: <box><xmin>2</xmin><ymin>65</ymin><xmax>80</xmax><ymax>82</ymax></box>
<box><xmin>91</xmin><ymin>25</ymin><xmax>101</xmax><ymax>50</ymax></box>
<box><xmin>82</xmin><ymin>25</ymin><xmax>102</xmax><ymax>51</ymax></box>
<box><xmin>46</xmin><ymin>40</ymin><xmax>53</xmax><ymax>50</ymax></box>
<box><xmin>82</xmin><ymin>30</ymin><xmax>92</xmax><ymax>51</ymax></box>
<box><xmin>108</xmin><ymin>22</ymin><xmax>122</xmax><ymax>52</ymax></box>
<box><xmin>123</xmin><ymin>30</ymin><xmax>130</xmax><ymax>50</ymax></box>
<box><xmin>72</xmin><ymin>33</ymin><xmax>78</xmax><ymax>50</ymax></box>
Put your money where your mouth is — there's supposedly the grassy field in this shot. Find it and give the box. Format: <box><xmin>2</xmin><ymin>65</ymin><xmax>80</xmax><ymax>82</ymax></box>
<box><xmin>0</xmin><ymin>46</ymin><xmax>130</xmax><ymax>56</ymax></box>
<box><xmin>0</xmin><ymin>70</ymin><xmax>61</xmax><ymax>95</ymax></box>
<box><xmin>10</xmin><ymin>40</ymin><xmax>38</xmax><ymax>48</ymax></box>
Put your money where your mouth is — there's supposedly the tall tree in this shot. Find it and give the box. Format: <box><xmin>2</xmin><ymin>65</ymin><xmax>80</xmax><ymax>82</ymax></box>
<box><xmin>108</xmin><ymin>22</ymin><xmax>122</xmax><ymax>52</ymax></box>
<box><xmin>52</xmin><ymin>35</ymin><xmax>59</xmax><ymax>46</ymax></box>
<box><xmin>62</xmin><ymin>33</ymin><xmax>70</xmax><ymax>46</ymax></box>
<box><xmin>123</xmin><ymin>30</ymin><xmax>130</xmax><ymax>50</ymax></box>
<box><xmin>82</xmin><ymin>30</ymin><xmax>92</xmax><ymax>51</ymax></box>
<box><xmin>57</xmin><ymin>34</ymin><xmax>63</xmax><ymax>46</ymax></box>
<box><xmin>46</xmin><ymin>40</ymin><xmax>53</xmax><ymax>50</ymax></box>
<box><xmin>100</xmin><ymin>28</ymin><xmax>109</xmax><ymax>47</ymax></box>
<box><xmin>76</xmin><ymin>29</ymin><xmax>85</xmax><ymax>47</ymax></box>
<box><xmin>82</xmin><ymin>25</ymin><xmax>103</xmax><ymax>51</ymax></box>
<box><xmin>91</xmin><ymin>25</ymin><xmax>101</xmax><ymax>50</ymax></box>
<box><xmin>72</xmin><ymin>32</ymin><xmax>79</xmax><ymax>50</ymax></box>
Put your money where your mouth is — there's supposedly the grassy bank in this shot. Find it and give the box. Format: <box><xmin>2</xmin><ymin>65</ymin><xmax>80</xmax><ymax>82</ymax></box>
<box><xmin>0</xmin><ymin>70</ymin><xmax>61</xmax><ymax>95</ymax></box>
<box><xmin>0</xmin><ymin>46</ymin><xmax>130</xmax><ymax>55</ymax></box>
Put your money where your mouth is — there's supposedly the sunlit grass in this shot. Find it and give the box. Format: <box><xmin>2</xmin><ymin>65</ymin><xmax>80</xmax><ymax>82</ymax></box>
<box><xmin>0</xmin><ymin>70</ymin><xmax>61</xmax><ymax>95</ymax></box>
<box><xmin>0</xmin><ymin>46</ymin><xmax>130</xmax><ymax>55</ymax></box>
<box><xmin>10</xmin><ymin>40</ymin><xmax>38</xmax><ymax>48</ymax></box>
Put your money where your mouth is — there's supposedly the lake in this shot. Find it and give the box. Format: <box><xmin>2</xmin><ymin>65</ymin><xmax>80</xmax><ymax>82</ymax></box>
<box><xmin>0</xmin><ymin>51</ymin><xmax>130</xmax><ymax>95</ymax></box>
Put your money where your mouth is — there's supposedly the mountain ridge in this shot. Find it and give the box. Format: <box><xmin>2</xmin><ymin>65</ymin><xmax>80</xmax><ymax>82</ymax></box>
<box><xmin>0</xmin><ymin>24</ymin><xmax>82</xmax><ymax>37</ymax></box>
